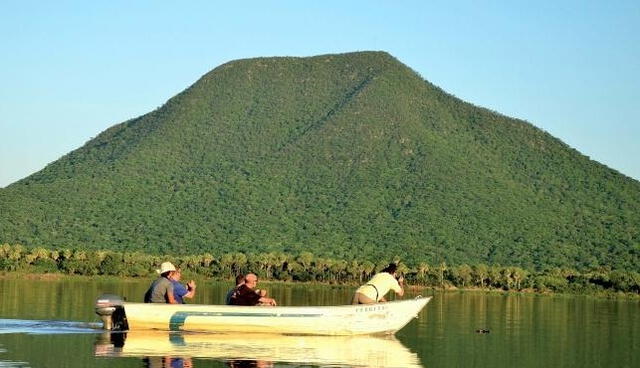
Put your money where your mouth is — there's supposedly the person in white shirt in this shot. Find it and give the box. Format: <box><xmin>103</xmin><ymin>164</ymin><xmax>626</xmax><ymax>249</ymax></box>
<box><xmin>352</xmin><ymin>263</ymin><xmax>404</xmax><ymax>304</ymax></box>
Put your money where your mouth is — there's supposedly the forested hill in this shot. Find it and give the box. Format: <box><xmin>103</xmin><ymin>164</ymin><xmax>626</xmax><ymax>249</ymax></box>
<box><xmin>1</xmin><ymin>51</ymin><xmax>638</xmax><ymax>271</ymax></box>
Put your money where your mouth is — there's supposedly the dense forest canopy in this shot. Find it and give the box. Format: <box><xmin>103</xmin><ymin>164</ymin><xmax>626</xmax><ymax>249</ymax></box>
<box><xmin>1</xmin><ymin>51</ymin><xmax>638</xmax><ymax>271</ymax></box>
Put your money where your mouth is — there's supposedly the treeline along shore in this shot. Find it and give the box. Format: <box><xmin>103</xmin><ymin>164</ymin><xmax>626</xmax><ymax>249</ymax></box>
<box><xmin>1</xmin><ymin>243</ymin><xmax>638</xmax><ymax>297</ymax></box>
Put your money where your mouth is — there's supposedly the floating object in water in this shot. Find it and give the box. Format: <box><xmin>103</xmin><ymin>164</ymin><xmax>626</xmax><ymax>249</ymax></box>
<box><xmin>475</xmin><ymin>328</ymin><xmax>490</xmax><ymax>334</ymax></box>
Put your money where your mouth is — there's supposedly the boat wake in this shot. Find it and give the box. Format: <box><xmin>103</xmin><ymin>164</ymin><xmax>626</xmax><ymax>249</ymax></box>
<box><xmin>0</xmin><ymin>318</ymin><xmax>102</xmax><ymax>335</ymax></box>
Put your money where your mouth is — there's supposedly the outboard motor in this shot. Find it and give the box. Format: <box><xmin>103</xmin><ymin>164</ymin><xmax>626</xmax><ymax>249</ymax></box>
<box><xmin>95</xmin><ymin>294</ymin><xmax>129</xmax><ymax>331</ymax></box>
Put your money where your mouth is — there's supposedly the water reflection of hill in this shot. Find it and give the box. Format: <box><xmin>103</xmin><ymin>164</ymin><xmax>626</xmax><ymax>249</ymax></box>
<box><xmin>94</xmin><ymin>330</ymin><xmax>423</xmax><ymax>368</ymax></box>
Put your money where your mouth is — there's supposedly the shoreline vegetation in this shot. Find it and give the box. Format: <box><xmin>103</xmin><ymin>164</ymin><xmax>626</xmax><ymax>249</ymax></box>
<box><xmin>1</xmin><ymin>244</ymin><xmax>638</xmax><ymax>299</ymax></box>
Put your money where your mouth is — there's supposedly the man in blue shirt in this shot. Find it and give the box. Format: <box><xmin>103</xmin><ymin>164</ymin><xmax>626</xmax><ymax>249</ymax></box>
<box><xmin>170</xmin><ymin>268</ymin><xmax>196</xmax><ymax>304</ymax></box>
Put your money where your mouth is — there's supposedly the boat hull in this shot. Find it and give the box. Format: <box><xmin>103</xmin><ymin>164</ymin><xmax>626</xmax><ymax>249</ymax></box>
<box><xmin>112</xmin><ymin>297</ymin><xmax>430</xmax><ymax>335</ymax></box>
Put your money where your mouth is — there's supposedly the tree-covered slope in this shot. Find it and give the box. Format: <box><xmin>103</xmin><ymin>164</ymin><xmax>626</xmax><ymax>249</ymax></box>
<box><xmin>1</xmin><ymin>51</ymin><xmax>638</xmax><ymax>271</ymax></box>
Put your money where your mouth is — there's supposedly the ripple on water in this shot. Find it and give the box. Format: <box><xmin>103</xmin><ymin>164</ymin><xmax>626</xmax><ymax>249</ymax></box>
<box><xmin>0</xmin><ymin>361</ymin><xmax>30</xmax><ymax>367</ymax></box>
<box><xmin>0</xmin><ymin>319</ymin><xmax>101</xmax><ymax>335</ymax></box>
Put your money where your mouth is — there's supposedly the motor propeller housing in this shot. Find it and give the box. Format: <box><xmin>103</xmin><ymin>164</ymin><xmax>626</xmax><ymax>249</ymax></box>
<box><xmin>95</xmin><ymin>294</ymin><xmax>129</xmax><ymax>331</ymax></box>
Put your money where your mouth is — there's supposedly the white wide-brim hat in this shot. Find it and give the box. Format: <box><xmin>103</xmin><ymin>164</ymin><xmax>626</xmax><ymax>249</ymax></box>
<box><xmin>157</xmin><ymin>261</ymin><xmax>176</xmax><ymax>274</ymax></box>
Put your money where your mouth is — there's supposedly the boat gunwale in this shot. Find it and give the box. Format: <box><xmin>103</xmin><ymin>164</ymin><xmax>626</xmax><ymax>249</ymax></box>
<box><xmin>122</xmin><ymin>295</ymin><xmax>431</xmax><ymax>312</ymax></box>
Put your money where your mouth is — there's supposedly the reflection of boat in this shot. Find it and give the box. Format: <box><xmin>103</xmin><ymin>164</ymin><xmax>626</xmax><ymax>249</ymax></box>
<box><xmin>94</xmin><ymin>330</ymin><xmax>423</xmax><ymax>368</ymax></box>
<box><xmin>95</xmin><ymin>296</ymin><xmax>431</xmax><ymax>335</ymax></box>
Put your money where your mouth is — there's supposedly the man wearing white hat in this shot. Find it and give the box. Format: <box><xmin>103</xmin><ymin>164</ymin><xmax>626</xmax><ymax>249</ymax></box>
<box><xmin>144</xmin><ymin>261</ymin><xmax>178</xmax><ymax>304</ymax></box>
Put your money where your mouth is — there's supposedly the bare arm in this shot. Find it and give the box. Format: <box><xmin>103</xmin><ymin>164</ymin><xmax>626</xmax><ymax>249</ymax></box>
<box><xmin>167</xmin><ymin>291</ymin><xmax>178</xmax><ymax>304</ymax></box>
<box><xmin>259</xmin><ymin>297</ymin><xmax>277</xmax><ymax>306</ymax></box>
<box><xmin>183</xmin><ymin>280</ymin><xmax>196</xmax><ymax>299</ymax></box>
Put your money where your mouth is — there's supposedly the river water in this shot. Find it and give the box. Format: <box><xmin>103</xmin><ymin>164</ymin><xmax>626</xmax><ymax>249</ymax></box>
<box><xmin>0</xmin><ymin>278</ymin><xmax>637</xmax><ymax>367</ymax></box>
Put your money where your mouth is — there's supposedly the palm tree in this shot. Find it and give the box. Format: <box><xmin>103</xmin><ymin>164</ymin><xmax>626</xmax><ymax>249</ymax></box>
<box><xmin>329</xmin><ymin>260</ymin><xmax>347</xmax><ymax>283</ymax></box>
<box><xmin>417</xmin><ymin>262</ymin><xmax>430</xmax><ymax>284</ymax></box>
<box><xmin>500</xmin><ymin>267</ymin><xmax>514</xmax><ymax>290</ymax></box>
<box><xmin>231</xmin><ymin>252</ymin><xmax>247</xmax><ymax>275</ymax></box>
<box><xmin>201</xmin><ymin>253</ymin><xmax>214</xmax><ymax>268</ymax></box>
<box><xmin>511</xmin><ymin>267</ymin><xmax>527</xmax><ymax>290</ymax></box>
<box><xmin>456</xmin><ymin>264</ymin><xmax>473</xmax><ymax>288</ymax></box>
<box><xmin>347</xmin><ymin>260</ymin><xmax>361</xmax><ymax>282</ymax></box>
<box><xmin>438</xmin><ymin>262</ymin><xmax>447</xmax><ymax>289</ymax></box>
<box><xmin>72</xmin><ymin>250</ymin><xmax>87</xmax><ymax>261</ymax></box>
<box><xmin>49</xmin><ymin>250</ymin><xmax>60</xmax><ymax>262</ymax></box>
<box><xmin>0</xmin><ymin>244</ymin><xmax>10</xmax><ymax>258</ymax></box>
<box><xmin>8</xmin><ymin>244</ymin><xmax>24</xmax><ymax>261</ymax></box>
<box><xmin>95</xmin><ymin>250</ymin><xmax>108</xmax><ymax>263</ymax></box>
<box><xmin>473</xmin><ymin>264</ymin><xmax>489</xmax><ymax>288</ymax></box>
<box><xmin>297</xmin><ymin>251</ymin><xmax>314</xmax><ymax>270</ymax></box>
<box><xmin>220</xmin><ymin>253</ymin><xmax>235</xmax><ymax>278</ymax></box>
<box><xmin>315</xmin><ymin>258</ymin><xmax>330</xmax><ymax>282</ymax></box>
<box><xmin>361</xmin><ymin>261</ymin><xmax>375</xmax><ymax>282</ymax></box>
<box><xmin>26</xmin><ymin>247</ymin><xmax>49</xmax><ymax>264</ymax></box>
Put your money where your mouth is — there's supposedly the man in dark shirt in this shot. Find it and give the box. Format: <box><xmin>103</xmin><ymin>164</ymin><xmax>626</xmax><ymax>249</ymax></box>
<box><xmin>225</xmin><ymin>274</ymin><xmax>245</xmax><ymax>305</ymax></box>
<box><xmin>230</xmin><ymin>273</ymin><xmax>277</xmax><ymax>306</ymax></box>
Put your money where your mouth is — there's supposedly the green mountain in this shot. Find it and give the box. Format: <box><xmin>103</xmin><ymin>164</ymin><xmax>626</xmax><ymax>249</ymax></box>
<box><xmin>1</xmin><ymin>51</ymin><xmax>638</xmax><ymax>271</ymax></box>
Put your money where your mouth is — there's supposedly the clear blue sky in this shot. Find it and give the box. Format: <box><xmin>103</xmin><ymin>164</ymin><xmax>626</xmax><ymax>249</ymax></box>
<box><xmin>1</xmin><ymin>1</ymin><xmax>639</xmax><ymax>187</ymax></box>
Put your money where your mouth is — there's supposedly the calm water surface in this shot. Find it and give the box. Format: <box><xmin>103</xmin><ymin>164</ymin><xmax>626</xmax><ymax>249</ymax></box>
<box><xmin>0</xmin><ymin>278</ymin><xmax>637</xmax><ymax>367</ymax></box>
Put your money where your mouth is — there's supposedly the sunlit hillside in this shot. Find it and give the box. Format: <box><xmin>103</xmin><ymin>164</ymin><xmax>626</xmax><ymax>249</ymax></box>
<box><xmin>1</xmin><ymin>51</ymin><xmax>638</xmax><ymax>271</ymax></box>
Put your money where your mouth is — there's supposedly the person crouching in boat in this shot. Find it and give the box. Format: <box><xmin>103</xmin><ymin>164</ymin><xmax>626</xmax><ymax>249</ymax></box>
<box><xmin>143</xmin><ymin>261</ymin><xmax>178</xmax><ymax>304</ymax></box>
<box><xmin>230</xmin><ymin>273</ymin><xmax>277</xmax><ymax>306</ymax></box>
<box><xmin>170</xmin><ymin>268</ymin><xmax>196</xmax><ymax>304</ymax></box>
<box><xmin>352</xmin><ymin>263</ymin><xmax>404</xmax><ymax>304</ymax></box>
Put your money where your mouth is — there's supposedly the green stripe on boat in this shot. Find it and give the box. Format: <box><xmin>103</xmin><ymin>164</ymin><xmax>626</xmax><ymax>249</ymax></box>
<box><xmin>168</xmin><ymin>311</ymin><xmax>323</xmax><ymax>331</ymax></box>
